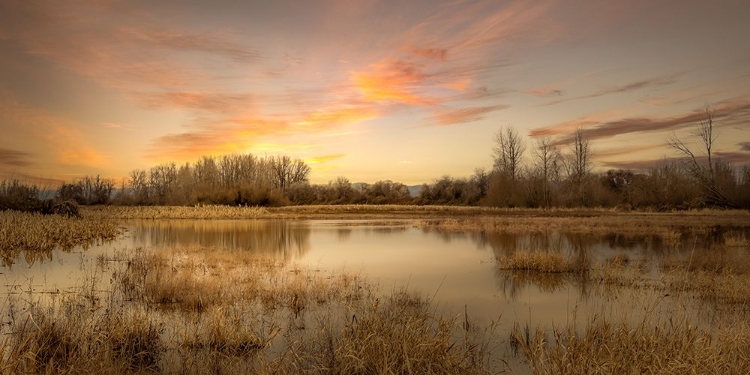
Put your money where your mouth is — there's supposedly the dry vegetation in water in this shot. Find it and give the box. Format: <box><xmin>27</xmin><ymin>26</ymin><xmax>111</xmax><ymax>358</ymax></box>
<box><xmin>498</xmin><ymin>237</ymin><xmax>750</xmax><ymax>313</ymax></box>
<box><xmin>83</xmin><ymin>205</ymin><xmax>268</xmax><ymax>220</ymax></box>
<box><xmin>513</xmin><ymin>316</ymin><xmax>750</xmax><ymax>375</ymax></box>
<box><xmin>84</xmin><ymin>204</ymin><xmax>750</xmax><ymax>221</ymax></box>
<box><xmin>1</xmin><ymin>246</ymin><xmax>493</xmax><ymax>374</ymax></box>
<box><xmin>0</xmin><ymin>210</ymin><xmax>120</xmax><ymax>265</ymax></box>
<box><xmin>4</xmin><ymin>206</ymin><xmax>750</xmax><ymax>373</ymax></box>
<box><xmin>81</xmin><ymin>205</ymin><xmax>750</xmax><ymax>243</ymax></box>
<box><xmin>414</xmin><ymin>214</ymin><xmax>748</xmax><ymax>241</ymax></box>
<box><xmin>497</xmin><ymin>250</ymin><xmax>588</xmax><ymax>273</ymax></box>
<box><xmin>500</xmin><ymin>244</ymin><xmax>750</xmax><ymax>373</ymax></box>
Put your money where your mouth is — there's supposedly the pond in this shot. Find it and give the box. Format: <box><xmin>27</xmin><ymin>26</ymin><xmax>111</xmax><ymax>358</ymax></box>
<box><xmin>2</xmin><ymin>219</ymin><xmax>746</xmax><ymax>372</ymax></box>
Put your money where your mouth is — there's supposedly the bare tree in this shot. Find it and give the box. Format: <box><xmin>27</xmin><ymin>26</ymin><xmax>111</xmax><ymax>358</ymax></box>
<box><xmin>493</xmin><ymin>126</ymin><xmax>526</xmax><ymax>181</ymax></box>
<box><xmin>533</xmin><ymin>136</ymin><xmax>562</xmax><ymax>206</ymax></box>
<box><xmin>668</xmin><ymin>107</ymin><xmax>733</xmax><ymax>207</ymax></box>
<box><xmin>561</xmin><ymin>129</ymin><xmax>593</xmax><ymax>206</ymax></box>
<box><xmin>568</xmin><ymin>129</ymin><xmax>591</xmax><ymax>184</ymax></box>
<box><xmin>128</xmin><ymin>169</ymin><xmax>149</xmax><ymax>203</ymax></box>
<box><xmin>270</xmin><ymin>155</ymin><xmax>310</xmax><ymax>191</ymax></box>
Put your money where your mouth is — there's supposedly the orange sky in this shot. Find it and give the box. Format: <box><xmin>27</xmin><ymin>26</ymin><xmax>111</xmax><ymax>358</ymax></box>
<box><xmin>1</xmin><ymin>0</ymin><xmax>749</xmax><ymax>185</ymax></box>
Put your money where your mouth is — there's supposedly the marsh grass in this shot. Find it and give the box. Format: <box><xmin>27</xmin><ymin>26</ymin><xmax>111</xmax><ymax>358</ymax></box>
<box><xmin>514</xmin><ymin>316</ymin><xmax>750</xmax><ymax>375</ymax></box>
<box><xmin>497</xmin><ymin>250</ymin><xmax>588</xmax><ymax>273</ymax></box>
<box><xmin>724</xmin><ymin>232</ymin><xmax>750</xmax><ymax>248</ymax></box>
<box><xmin>1</xmin><ymin>246</ymin><xmax>492</xmax><ymax>374</ymax></box>
<box><xmin>267</xmin><ymin>290</ymin><xmax>493</xmax><ymax>375</ymax></box>
<box><xmin>498</xmin><ymin>244</ymin><xmax>750</xmax><ymax>309</ymax></box>
<box><xmin>4</xmin><ymin>303</ymin><xmax>164</xmax><ymax>374</ymax></box>
<box><xmin>84</xmin><ymin>205</ymin><xmax>268</xmax><ymax>220</ymax></box>
<box><xmin>0</xmin><ymin>210</ymin><xmax>120</xmax><ymax>266</ymax></box>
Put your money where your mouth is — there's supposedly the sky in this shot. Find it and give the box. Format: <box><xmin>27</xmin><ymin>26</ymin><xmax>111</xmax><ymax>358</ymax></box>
<box><xmin>1</xmin><ymin>0</ymin><xmax>749</xmax><ymax>186</ymax></box>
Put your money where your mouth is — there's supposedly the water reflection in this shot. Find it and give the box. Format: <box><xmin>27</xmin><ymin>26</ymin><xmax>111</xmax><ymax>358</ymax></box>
<box><xmin>125</xmin><ymin>220</ymin><xmax>310</xmax><ymax>260</ymax></box>
<box><xmin>4</xmin><ymin>219</ymin><xmax>747</xmax><ymax>332</ymax></box>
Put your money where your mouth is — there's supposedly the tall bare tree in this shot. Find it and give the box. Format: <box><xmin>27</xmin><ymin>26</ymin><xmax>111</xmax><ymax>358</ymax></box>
<box><xmin>668</xmin><ymin>107</ymin><xmax>733</xmax><ymax>207</ymax></box>
<box><xmin>568</xmin><ymin>129</ymin><xmax>591</xmax><ymax>184</ymax></box>
<box><xmin>562</xmin><ymin>129</ymin><xmax>593</xmax><ymax>205</ymax></box>
<box><xmin>533</xmin><ymin>136</ymin><xmax>562</xmax><ymax>206</ymax></box>
<box><xmin>493</xmin><ymin>126</ymin><xmax>526</xmax><ymax>181</ymax></box>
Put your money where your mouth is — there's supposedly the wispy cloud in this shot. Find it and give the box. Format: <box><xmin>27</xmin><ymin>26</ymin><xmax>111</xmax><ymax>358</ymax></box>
<box><xmin>528</xmin><ymin>88</ymin><xmax>563</xmax><ymax>98</ymax></box>
<box><xmin>405</xmin><ymin>46</ymin><xmax>448</xmax><ymax>61</ymax></box>
<box><xmin>594</xmin><ymin>144</ymin><xmax>665</xmax><ymax>160</ymax></box>
<box><xmin>101</xmin><ymin>122</ymin><xmax>135</xmax><ymax>131</ymax></box>
<box><xmin>0</xmin><ymin>148</ymin><xmax>33</xmax><ymax>167</ymax></box>
<box><xmin>526</xmin><ymin>70</ymin><xmax>613</xmax><ymax>98</ymax></box>
<box><xmin>0</xmin><ymin>0</ymin><xmax>586</xmax><ymax>167</ymax></box>
<box><xmin>531</xmin><ymin>98</ymin><xmax>750</xmax><ymax>145</ymax></box>
<box><xmin>428</xmin><ymin>105</ymin><xmax>508</xmax><ymax>126</ymax></box>
<box><xmin>0</xmin><ymin>2</ymin><xmax>258</xmax><ymax>91</ymax></box>
<box><xmin>304</xmin><ymin>154</ymin><xmax>345</xmax><ymax>164</ymax></box>
<box><xmin>147</xmin><ymin>102</ymin><xmax>377</xmax><ymax>161</ymax></box>
<box><xmin>117</xmin><ymin>28</ymin><xmax>258</xmax><ymax>63</ymax></box>
<box><xmin>0</xmin><ymin>90</ymin><xmax>110</xmax><ymax>171</ymax></box>
<box><xmin>352</xmin><ymin>59</ymin><xmax>436</xmax><ymax>106</ymax></box>
<box><xmin>137</xmin><ymin>91</ymin><xmax>254</xmax><ymax>112</ymax></box>
<box><xmin>541</xmin><ymin>74</ymin><xmax>682</xmax><ymax>106</ymax></box>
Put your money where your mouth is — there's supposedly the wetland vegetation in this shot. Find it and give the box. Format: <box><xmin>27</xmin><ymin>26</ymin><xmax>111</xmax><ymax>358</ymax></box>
<box><xmin>0</xmin><ymin>205</ymin><xmax>749</xmax><ymax>373</ymax></box>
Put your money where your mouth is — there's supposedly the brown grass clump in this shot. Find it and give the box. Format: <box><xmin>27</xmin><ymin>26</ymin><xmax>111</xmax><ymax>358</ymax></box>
<box><xmin>182</xmin><ymin>305</ymin><xmax>276</xmax><ymax>356</ymax></box>
<box><xmin>724</xmin><ymin>232</ymin><xmax>750</xmax><ymax>248</ymax></box>
<box><xmin>269</xmin><ymin>290</ymin><xmax>491</xmax><ymax>374</ymax></box>
<box><xmin>116</xmin><ymin>247</ymin><xmax>367</xmax><ymax>314</ymax></box>
<box><xmin>664</xmin><ymin>270</ymin><xmax>750</xmax><ymax>305</ymax></box>
<box><xmin>0</xmin><ymin>210</ymin><xmax>120</xmax><ymax>265</ymax></box>
<box><xmin>514</xmin><ymin>317</ymin><xmax>750</xmax><ymax>375</ymax></box>
<box><xmin>497</xmin><ymin>250</ymin><xmax>588</xmax><ymax>273</ymax></box>
<box><xmin>4</xmin><ymin>303</ymin><xmax>163</xmax><ymax>374</ymax></box>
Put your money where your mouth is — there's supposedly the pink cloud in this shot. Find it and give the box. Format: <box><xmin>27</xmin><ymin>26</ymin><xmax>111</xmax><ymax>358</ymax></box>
<box><xmin>428</xmin><ymin>105</ymin><xmax>508</xmax><ymax>126</ymax></box>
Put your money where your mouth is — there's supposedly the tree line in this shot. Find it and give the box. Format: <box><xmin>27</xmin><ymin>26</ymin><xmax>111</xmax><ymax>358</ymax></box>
<box><xmin>476</xmin><ymin>109</ymin><xmax>749</xmax><ymax>209</ymax></box>
<box><xmin>2</xmin><ymin>108</ymin><xmax>749</xmax><ymax>212</ymax></box>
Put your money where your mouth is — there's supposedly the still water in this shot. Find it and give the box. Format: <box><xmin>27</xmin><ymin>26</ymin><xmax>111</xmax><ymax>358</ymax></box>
<box><xmin>3</xmin><ymin>219</ymin><xmax>718</xmax><ymax>332</ymax></box>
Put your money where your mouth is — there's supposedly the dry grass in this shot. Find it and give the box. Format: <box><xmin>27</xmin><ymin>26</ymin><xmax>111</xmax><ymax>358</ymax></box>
<box><xmin>268</xmin><ymin>291</ymin><xmax>491</xmax><ymax>374</ymax></box>
<box><xmin>1</xmin><ymin>246</ymin><xmax>491</xmax><ymax>374</ymax></box>
<box><xmin>83</xmin><ymin>204</ymin><xmax>750</xmax><ymax>222</ymax></box>
<box><xmin>0</xmin><ymin>210</ymin><xmax>120</xmax><ymax>265</ymax></box>
<box><xmin>416</xmin><ymin>217</ymin><xmax>691</xmax><ymax>243</ymax></box>
<box><xmin>84</xmin><ymin>204</ymin><xmax>268</xmax><ymax>220</ymax></box>
<box><xmin>117</xmin><ymin>247</ymin><xmax>367</xmax><ymax>313</ymax></box>
<box><xmin>4</xmin><ymin>303</ymin><xmax>163</xmax><ymax>373</ymax></box>
<box><xmin>514</xmin><ymin>316</ymin><xmax>750</xmax><ymax>375</ymax></box>
<box><xmin>497</xmin><ymin>250</ymin><xmax>588</xmax><ymax>273</ymax></box>
<box><xmin>724</xmin><ymin>232</ymin><xmax>750</xmax><ymax>248</ymax></box>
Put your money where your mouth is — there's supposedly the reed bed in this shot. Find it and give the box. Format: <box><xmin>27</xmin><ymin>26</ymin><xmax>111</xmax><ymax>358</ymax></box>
<box><xmin>497</xmin><ymin>250</ymin><xmax>588</xmax><ymax>273</ymax></box>
<box><xmin>1</xmin><ymin>246</ymin><xmax>492</xmax><ymax>374</ymax></box>
<box><xmin>83</xmin><ymin>205</ymin><xmax>268</xmax><ymax>220</ymax></box>
<box><xmin>724</xmin><ymin>232</ymin><xmax>750</xmax><ymax>248</ymax></box>
<box><xmin>514</xmin><ymin>316</ymin><xmax>750</xmax><ymax>375</ymax></box>
<box><xmin>83</xmin><ymin>204</ymin><xmax>750</xmax><ymax>222</ymax></box>
<box><xmin>416</xmin><ymin>217</ymin><xmax>695</xmax><ymax>242</ymax></box>
<box><xmin>0</xmin><ymin>210</ymin><xmax>120</xmax><ymax>265</ymax></box>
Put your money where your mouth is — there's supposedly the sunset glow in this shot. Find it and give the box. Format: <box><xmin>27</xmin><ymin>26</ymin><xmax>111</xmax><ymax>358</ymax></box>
<box><xmin>1</xmin><ymin>0</ymin><xmax>749</xmax><ymax>184</ymax></box>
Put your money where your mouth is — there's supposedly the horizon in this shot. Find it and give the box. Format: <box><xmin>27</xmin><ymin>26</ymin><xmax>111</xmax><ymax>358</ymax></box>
<box><xmin>2</xmin><ymin>0</ymin><xmax>750</xmax><ymax>186</ymax></box>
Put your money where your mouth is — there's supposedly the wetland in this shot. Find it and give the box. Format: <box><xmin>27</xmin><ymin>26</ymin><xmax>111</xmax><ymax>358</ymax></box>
<box><xmin>1</xmin><ymin>206</ymin><xmax>750</xmax><ymax>374</ymax></box>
